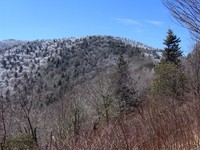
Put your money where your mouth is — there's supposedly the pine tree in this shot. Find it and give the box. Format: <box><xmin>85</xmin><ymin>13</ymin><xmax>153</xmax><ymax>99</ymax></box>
<box><xmin>115</xmin><ymin>54</ymin><xmax>137</xmax><ymax>112</ymax></box>
<box><xmin>152</xmin><ymin>29</ymin><xmax>187</xmax><ymax>99</ymax></box>
<box><xmin>163</xmin><ymin>29</ymin><xmax>182</xmax><ymax>65</ymax></box>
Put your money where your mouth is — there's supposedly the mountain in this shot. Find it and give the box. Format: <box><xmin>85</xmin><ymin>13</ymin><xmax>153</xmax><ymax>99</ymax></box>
<box><xmin>0</xmin><ymin>36</ymin><xmax>162</xmax><ymax>103</ymax></box>
<box><xmin>0</xmin><ymin>35</ymin><xmax>165</xmax><ymax>149</ymax></box>
<box><xmin>0</xmin><ymin>36</ymin><xmax>162</xmax><ymax>101</ymax></box>
<box><xmin>0</xmin><ymin>39</ymin><xmax>26</xmax><ymax>53</ymax></box>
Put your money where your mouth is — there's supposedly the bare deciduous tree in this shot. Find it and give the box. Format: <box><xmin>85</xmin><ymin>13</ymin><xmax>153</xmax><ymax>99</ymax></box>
<box><xmin>163</xmin><ymin>0</ymin><xmax>200</xmax><ymax>40</ymax></box>
<box><xmin>186</xmin><ymin>42</ymin><xmax>200</xmax><ymax>99</ymax></box>
<box><xmin>49</xmin><ymin>87</ymin><xmax>86</xmax><ymax>148</ymax></box>
<box><xmin>85</xmin><ymin>73</ymin><xmax>118</xmax><ymax>125</ymax></box>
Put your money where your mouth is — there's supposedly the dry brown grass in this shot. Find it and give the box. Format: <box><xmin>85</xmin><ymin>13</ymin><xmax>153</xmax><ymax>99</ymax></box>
<box><xmin>50</xmin><ymin>96</ymin><xmax>200</xmax><ymax>150</ymax></box>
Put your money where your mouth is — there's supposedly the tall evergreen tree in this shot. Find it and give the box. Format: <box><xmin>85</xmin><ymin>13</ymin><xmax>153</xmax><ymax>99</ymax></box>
<box><xmin>115</xmin><ymin>54</ymin><xmax>137</xmax><ymax>113</ymax></box>
<box><xmin>152</xmin><ymin>29</ymin><xmax>187</xmax><ymax>99</ymax></box>
<box><xmin>163</xmin><ymin>29</ymin><xmax>182</xmax><ymax>65</ymax></box>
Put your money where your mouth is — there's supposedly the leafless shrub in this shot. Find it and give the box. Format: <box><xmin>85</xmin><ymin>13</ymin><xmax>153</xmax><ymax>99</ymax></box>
<box><xmin>61</xmin><ymin>95</ymin><xmax>200</xmax><ymax>150</ymax></box>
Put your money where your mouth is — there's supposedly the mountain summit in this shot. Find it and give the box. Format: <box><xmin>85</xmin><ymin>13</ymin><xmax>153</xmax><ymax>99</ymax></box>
<box><xmin>0</xmin><ymin>35</ymin><xmax>162</xmax><ymax>103</ymax></box>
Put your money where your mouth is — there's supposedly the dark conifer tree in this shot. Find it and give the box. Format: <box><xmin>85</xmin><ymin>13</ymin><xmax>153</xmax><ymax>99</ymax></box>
<box><xmin>163</xmin><ymin>29</ymin><xmax>182</xmax><ymax>65</ymax></box>
<box><xmin>152</xmin><ymin>29</ymin><xmax>186</xmax><ymax>98</ymax></box>
<box><xmin>115</xmin><ymin>54</ymin><xmax>137</xmax><ymax>112</ymax></box>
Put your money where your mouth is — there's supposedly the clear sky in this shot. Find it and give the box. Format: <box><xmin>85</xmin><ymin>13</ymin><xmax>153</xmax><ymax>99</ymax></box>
<box><xmin>0</xmin><ymin>0</ymin><xmax>191</xmax><ymax>54</ymax></box>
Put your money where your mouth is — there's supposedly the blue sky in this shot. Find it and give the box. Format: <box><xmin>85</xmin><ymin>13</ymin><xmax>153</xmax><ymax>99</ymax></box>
<box><xmin>0</xmin><ymin>0</ymin><xmax>191</xmax><ymax>54</ymax></box>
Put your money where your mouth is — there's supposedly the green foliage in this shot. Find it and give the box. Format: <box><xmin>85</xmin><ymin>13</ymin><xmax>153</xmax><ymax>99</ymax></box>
<box><xmin>153</xmin><ymin>29</ymin><xmax>186</xmax><ymax>100</ymax></box>
<box><xmin>163</xmin><ymin>29</ymin><xmax>182</xmax><ymax>65</ymax></box>
<box><xmin>152</xmin><ymin>62</ymin><xmax>187</xmax><ymax>98</ymax></box>
<box><xmin>4</xmin><ymin>133</ymin><xmax>37</xmax><ymax>150</ymax></box>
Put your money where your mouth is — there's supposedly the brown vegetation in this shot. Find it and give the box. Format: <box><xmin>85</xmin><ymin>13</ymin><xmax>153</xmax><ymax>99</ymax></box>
<box><xmin>48</xmin><ymin>95</ymin><xmax>200</xmax><ymax>150</ymax></box>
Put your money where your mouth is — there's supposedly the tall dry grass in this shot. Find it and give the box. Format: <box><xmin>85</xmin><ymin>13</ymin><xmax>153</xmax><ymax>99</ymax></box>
<box><xmin>50</xmin><ymin>96</ymin><xmax>200</xmax><ymax>150</ymax></box>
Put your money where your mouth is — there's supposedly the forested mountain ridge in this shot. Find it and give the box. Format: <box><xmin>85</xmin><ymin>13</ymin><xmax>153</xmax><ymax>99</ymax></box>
<box><xmin>0</xmin><ymin>39</ymin><xmax>26</xmax><ymax>54</ymax></box>
<box><xmin>0</xmin><ymin>35</ymin><xmax>162</xmax><ymax>104</ymax></box>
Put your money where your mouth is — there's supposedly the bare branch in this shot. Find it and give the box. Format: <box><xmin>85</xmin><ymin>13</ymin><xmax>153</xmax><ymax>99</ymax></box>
<box><xmin>163</xmin><ymin>0</ymin><xmax>200</xmax><ymax>40</ymax></box>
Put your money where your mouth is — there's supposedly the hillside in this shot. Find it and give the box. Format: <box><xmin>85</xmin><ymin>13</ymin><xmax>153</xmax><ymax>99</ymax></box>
<box><xmin>0</xmin><ymin>36</ymin><xmax>162</xmax><ymax>103</ymax></box>
<box><xmin>0</xmin><ymin>35</ymin><xmax>166</xmax><ymax>149</ymax></box>
<box><xmin>0</xmin><ymin>40</ymin><xmax>26</xmax><ymax>54</ymax></box>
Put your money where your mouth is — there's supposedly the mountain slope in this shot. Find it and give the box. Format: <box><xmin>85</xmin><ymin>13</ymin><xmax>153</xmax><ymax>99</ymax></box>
<box><xmin>0</xmin><ymin>39</ymin><xmax>25</xmax><ymax>54</ymax></box>
<box><xmin>0</xmin><ymin>36</ymin><xmax>162</xmax><ymax>103</ymax></box>
<box><xmin>0</xmin><ymin>35</ymin><xmax>165</xmax><ymax>149</ymax></box>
